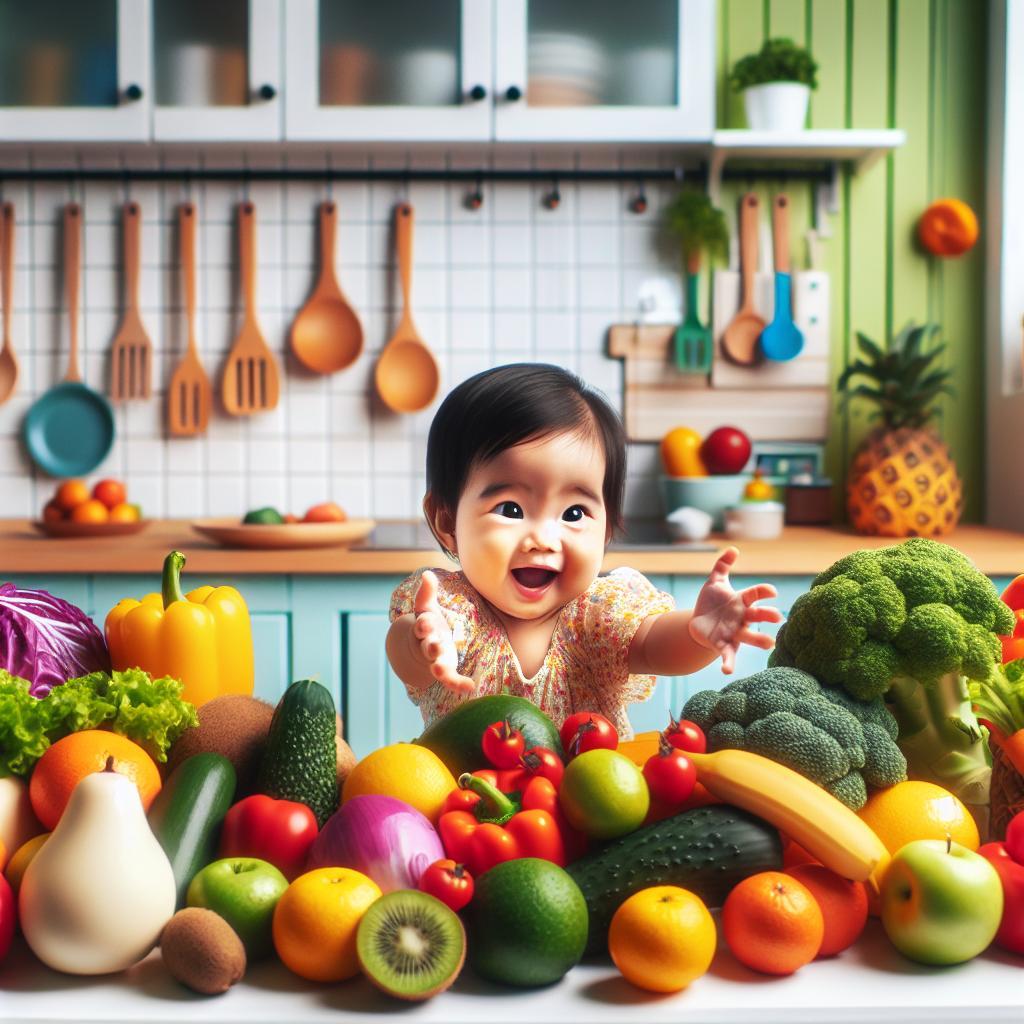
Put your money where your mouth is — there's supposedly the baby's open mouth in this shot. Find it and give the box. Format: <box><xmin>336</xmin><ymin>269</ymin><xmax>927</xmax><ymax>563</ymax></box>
<box><xmin>511</xmin><ymin>567</ymin><xmax>559</xmax><ymax>589</ymax></box>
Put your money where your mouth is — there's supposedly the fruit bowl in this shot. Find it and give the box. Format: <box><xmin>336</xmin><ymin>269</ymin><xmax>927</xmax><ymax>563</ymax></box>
<box><xmin>33</xmin><ymin>519</ymin><xmax>151</xmax><ymax>538</ymax></box>
<box><xmin>190</xmin><ymin>518</ymin><xmax>376</xmax><ymax>550</ymax></box>
<box><xmin>660</xmin><ymin>476</ymin><xmax>748</xmax><ymax>531</ymax></box>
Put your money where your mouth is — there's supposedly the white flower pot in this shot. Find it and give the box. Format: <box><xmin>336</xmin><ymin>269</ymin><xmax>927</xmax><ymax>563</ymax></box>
<box><xmin>743</xmin><ymin>82</ymin><xmax>810</xmax><ymax>132</ymax></box>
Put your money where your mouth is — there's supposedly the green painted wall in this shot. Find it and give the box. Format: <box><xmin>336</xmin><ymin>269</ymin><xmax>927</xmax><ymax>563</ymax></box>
<box><xmin>716</xmin><ymin>0</ymin><xmax>988</xmax><ymax>520</ymax></box>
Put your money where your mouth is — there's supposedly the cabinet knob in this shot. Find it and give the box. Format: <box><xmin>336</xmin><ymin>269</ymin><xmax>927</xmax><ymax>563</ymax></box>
<box><xmin>505</xmin><ymin>85</ymin><xmax>522</xmax><ymax>102</ymax></box>
<box><xmin>124</xmin><ymin>83</ymin><xmax>143</xmax><ymax>102</ymax></box>
<box><xmin>258</xmin><ymin>83</ymin><xmax>277</xmax><ymax>101</ymax></box>
<box><xmin>468</xmin><ymin>84</ymin><xmax>487</xmax><ymax>102</ymax></box>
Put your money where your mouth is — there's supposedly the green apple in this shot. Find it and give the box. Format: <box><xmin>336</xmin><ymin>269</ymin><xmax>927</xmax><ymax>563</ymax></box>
<box><xmin>880</xmin><ymin>839</ymin><xmax>1004</xmax><ymax>965</ymax></box>
<box><xmin>186</xmin><ymin>857</ymin><xmax>288</xmax><ymax>959</ymax></box>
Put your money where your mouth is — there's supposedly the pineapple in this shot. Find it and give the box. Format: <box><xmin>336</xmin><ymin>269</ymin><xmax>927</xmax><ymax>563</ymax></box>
<box><xmin>838</xmin><ymin>323</ymin><xmax>962</xmax><ymax>537</ymax></box>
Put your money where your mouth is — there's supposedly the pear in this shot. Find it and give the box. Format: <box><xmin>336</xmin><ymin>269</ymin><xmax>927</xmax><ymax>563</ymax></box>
<box><xmin>19</xmin><ymin>761</ymin><xmax>176</xmax><ymax>974</ymax></box>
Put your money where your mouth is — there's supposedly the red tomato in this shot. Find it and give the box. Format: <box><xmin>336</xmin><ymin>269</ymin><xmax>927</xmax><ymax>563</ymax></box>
<box><xmin>0</xmin><ymin>873</ymin><xmax>14</xmax><ymax>962</ymax></box>
<box><xmin>560</xmin><ymin>712</ymin><xmax>618</xmax><ymax>758</ymax></box>
<box><xmin>642</xmin><ymin>740</ymin><xmax>697</xmax><ymax>806</ymax></box>
<box><xmin>664</xmin><ymin>716</ymin><xmax>707</xmax><ymax>754</ymax></box>
<box><xmin>1007</xmin><ymin>810</ymin><xmax>1024</xmax><ymax>864</ymax></box>
<box><xmin>218</xmin><ymin>794</ymin><xmax>319</xmax><ymax>881</ymax></box>
<box><xmin>418</xmin><ymin>858</ymin><xmax>474</xmax><ymax>913</ymax></box>
<box><xmin>699</xmin><ymin>426</ymin><xmax>752</xmax><ymax>475</ymax></box>
<box><xmin>520</xmin><ymin>746</ymin><xmax>564</xmax><ymax>788</ymax></box>
<box><xmin>978</xmin><ymin>841</ymin><xmax>1024</xmax><ymax>955</ymax></box>
<box><xmin>481</xmin><ymin>720</ymin><xmax>526</xmax><ymax>769</ymax></box>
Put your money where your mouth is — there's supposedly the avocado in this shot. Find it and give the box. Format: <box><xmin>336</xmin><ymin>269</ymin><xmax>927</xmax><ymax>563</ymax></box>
<box><xmin>243</xmin><ymin>507</ymin><xmax>284</xmax><ymax>524</ymax></box>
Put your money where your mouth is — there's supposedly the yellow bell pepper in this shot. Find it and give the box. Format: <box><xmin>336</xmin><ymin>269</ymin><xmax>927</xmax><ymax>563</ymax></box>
<box><xmin>105</xmin><ymin>550</ymin><xmax>254</xmax><ymax>708</ymax></box>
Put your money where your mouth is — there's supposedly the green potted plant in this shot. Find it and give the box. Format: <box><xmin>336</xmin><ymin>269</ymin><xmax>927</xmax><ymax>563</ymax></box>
<box><xmin>729</xmin><ymin>37</ymin><xmax>818</xmax><ymax>132</ymax></box>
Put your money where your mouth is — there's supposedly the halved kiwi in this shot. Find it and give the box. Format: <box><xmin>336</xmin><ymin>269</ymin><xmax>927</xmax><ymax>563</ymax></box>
<box><xmin>356</xmin><ymin>890</ymin><xmax>466</xmax><ymax>1001</ymax></box>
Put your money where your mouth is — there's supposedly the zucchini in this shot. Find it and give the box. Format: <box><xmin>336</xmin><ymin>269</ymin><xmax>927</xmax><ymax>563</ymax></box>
<box><xmin>566</xmin><ymin>804</ymin><xmax>783</xmax><ymax>955</ymax></box>
<box><xmin>148</xmin><ymin>752</ymin><xmax>236</xmax><ymax>908</ymax></box>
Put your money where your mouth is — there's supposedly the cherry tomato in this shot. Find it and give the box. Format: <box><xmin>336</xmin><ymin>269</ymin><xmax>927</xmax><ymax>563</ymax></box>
<box><xmin>520</xmin><ymin>746</ymin><xmax>564</xmax><ymax>788</ymax></box>
<box><xmin>642</xmin><ymin>737</ymin><xmax>697</xmax><ymax>805</ymax></box>
<box><xmin>664</xmin><ymin>716</ymin><xmax>707</xmax><ymax>754</ymax></box>
<box><xmin>418</xmin><ymin>858</ymin><xmax>474</xmax><ymax>912</ymax></box>
<box><xmin>481</xmin><ymin>719</ymin><xmax>526</xmax><ymax>769</ymax></box>
<box><xmin>559</xmin><ymin>711</ymin><xmax>618</xmax><ymax>758</ymax></box>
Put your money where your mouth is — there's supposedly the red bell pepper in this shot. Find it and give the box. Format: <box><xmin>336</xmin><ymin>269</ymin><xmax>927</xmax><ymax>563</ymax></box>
<box><xmin>438</xmin><ymin>773</ymin><xmax>567</xmax><ymax>876</ymax></box>
<box><xmin>978</xmin><ymin>811</ymin><xmax>1024</xmax><ymax>956</ymax></box>
<box><xmin>998</xmin><ymin>578</ymin><xmax>1024</xmax><ymax>663</ymax></box>
<box><xmin>218</xmin><ymin>794</ymin><xmax>319</xmax><ymax>880</ymax></box>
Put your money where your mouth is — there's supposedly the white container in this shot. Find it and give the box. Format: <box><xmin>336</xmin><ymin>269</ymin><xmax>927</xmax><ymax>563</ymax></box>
<box><xmin>390</xmin><ymin>49</ymin><xmax>458</xmax><ymax>106</ymax></box>
<box><xmin>743</xmin><ymin>81</ymin><xmax>810</xmax><ymax>131</ymax></box>
<box><xmin>724</xmin><ymin>501</ymin><xmax>785</xmax><ymax>540</ymax></box>
<box><xmin>665</xmin><ymin>506</ymin><xmax>713</xmax><ymax>542</ymax></box>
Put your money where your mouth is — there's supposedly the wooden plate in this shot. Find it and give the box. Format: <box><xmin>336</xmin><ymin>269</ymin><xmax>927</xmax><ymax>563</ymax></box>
<box><xmin>190</xmin><ymin>517</ymin><xmax>376</xmax><ymax>550</ymax></box>
<box><xmin>32</xmin><ymin>519</ymin><xmax>151</xmax><ymax>538</ymax></box>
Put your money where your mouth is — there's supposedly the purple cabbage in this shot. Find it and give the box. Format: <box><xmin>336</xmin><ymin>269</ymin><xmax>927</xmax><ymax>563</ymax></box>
<box><xmin>0</xmin><ymin>583</ymin><xmax>110</xmax><ymax>697</ymax></box>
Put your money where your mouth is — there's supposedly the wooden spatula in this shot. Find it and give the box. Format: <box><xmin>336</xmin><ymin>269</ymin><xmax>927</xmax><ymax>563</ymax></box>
<box><xmin>167</xmin><ymin>202</ymin><xmax>212</xmax><ymax>436</ymax></box>
<box><xmin>221</xmin><ymin>201</ymin><xmax>280</xmax><ymax>415</ymax></box>
<box><xmin>110</xmin><ymin>201</ymin><xmax>153</xmax><ymax>401</ymax></box>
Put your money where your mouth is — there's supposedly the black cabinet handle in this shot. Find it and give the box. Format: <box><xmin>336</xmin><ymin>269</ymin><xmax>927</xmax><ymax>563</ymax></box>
<box><xmin>505</xmin><ymin>85</ymin><xmax>522</xmax><ymax>102</ymax></box>
<box><xmin>259</xmin><ymin>83</ymin><xmax>277</xmax><ymax>101</ymax></box>
<box><xmin>124</xmin><ymin>83</ymin><xmax>143</xmax><ymax>102</ymax></box>
<box><xmin>469</xmin><ymin>84</ymin><xmax>486</xmax><ymax>102</ymax></box>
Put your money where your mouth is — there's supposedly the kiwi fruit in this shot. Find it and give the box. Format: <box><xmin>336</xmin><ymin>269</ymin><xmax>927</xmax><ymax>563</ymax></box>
<box><xmin>356</xmin><ymin>890</ymin><xmax>465</xmax><ymax>1001</ymax></box>
<box><xmin>161</xmin><ymin>907</ymin><xmax>246</xmax><ymax>995</ymax></box>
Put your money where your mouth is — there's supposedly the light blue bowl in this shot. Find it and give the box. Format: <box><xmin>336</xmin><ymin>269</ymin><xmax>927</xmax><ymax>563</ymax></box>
<box><xmin>659</xmin><ymin>475</ymin><xmax>749</xmax><ymax>530</ymax></box>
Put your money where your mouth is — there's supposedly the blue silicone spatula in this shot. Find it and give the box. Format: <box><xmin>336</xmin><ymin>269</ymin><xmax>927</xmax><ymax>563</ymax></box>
<box><xmin>759</xmin><ymin>194</ymin><xmax>805</xmax><ymax>361</ymax></box>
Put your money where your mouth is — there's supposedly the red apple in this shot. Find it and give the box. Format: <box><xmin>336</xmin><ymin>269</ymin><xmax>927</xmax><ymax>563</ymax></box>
<box><xmin>700</xmin><ymin>427</ymin><xmax>752</xmax><ymax>475</ymax></box>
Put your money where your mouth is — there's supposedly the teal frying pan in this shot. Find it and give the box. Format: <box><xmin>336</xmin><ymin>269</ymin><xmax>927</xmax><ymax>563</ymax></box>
<box><xmin>23</xmin><ymin>204</ymin><xmax>114</xmax><ymax>476</ymax></box>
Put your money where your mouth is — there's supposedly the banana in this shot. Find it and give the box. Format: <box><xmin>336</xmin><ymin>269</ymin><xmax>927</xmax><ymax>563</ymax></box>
<box><xmin>687</xmin><ymin>748</ymin><xmax>891</xmax><ymax>892</ymax></box>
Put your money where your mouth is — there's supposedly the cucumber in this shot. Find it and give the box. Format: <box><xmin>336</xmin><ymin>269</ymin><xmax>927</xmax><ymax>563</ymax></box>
<box><xmin>148</xmin><ymin>752</ymin><xmax>237</xmax><ymax>909</ymax></box>
<box><xmin>566</xmin><ymin>804</ymin><xmax>783</xmax><ymax>955</ymax></box>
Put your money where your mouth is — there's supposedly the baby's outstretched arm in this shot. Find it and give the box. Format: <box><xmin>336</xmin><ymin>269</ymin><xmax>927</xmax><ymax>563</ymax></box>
<box><xmin>628</xmin><ymin>547</ymin><xmax>783</xmax><ymax>676</ymax></box>
<box><xmin>385</xmin><ymin>570</ymin><xmax>476</xmax><ymax>696</ymax></box>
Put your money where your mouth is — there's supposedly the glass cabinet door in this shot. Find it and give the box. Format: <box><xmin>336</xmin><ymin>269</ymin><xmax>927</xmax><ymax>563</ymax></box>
<box><xmin>285</xmin><ymin>0</ymin><xmax>492</xmax><ymax>141</ymax></box>
<box><xmin>153</xmin><ymin>0</ymin><xmax>281</xmax><ymax>140</ymax></box>
<box><xmin>0</xmin><ymin>0</ymin><xmax>148</xmax><ymax>140</ymax></box>
<box><xmin>494</xmin><ymin>0</ymin><xmax>714</xmax><ymax>142</ymax></box>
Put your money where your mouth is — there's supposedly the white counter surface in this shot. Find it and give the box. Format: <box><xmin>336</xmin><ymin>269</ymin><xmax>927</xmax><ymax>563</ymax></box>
<box><xmin>2</xmin><ymin>921</ymin><xmax>1021</xmax><ymax>1024</ymax></box>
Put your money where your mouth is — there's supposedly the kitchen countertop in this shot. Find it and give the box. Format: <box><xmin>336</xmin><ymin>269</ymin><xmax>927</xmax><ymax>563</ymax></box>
<box><xmin>0</xmin><ymin>519</ymin><xmax>1022</xmax><ymax>576</ymax></box>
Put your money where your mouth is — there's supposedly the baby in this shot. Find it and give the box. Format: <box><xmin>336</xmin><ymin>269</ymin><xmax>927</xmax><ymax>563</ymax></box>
<box><xmin>386</xmin><ymin>363</ymin><xmax>782</xmax><ymax>739</ymax></box>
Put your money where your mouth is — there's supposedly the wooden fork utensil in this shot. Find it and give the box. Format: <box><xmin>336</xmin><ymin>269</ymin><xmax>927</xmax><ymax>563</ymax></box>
<box><xmin>110</xmin><ymin>202</ymin><xmax>154</xmax><ymax>400</ymax></box>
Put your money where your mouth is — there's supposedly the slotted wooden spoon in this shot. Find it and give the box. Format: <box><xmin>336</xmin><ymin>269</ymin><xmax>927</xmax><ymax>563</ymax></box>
<box><xmin>110</xmin><ymin>201</ymin><xmax>153</xmax><ymax>400</ymax></box>
<box><xmin>167</xmin><ymin>202</ymin><xmax>212</xmax><ymax>436</ymax></box>
<box><xmin>221</xmin><ymin>201</ymin><xmax>280</xmax><ymax>415</ymax></box>
<box><xmin>0</xmin><ymin>202</ymin><xmax>19</xmax><ymax>405</ymax></box>
<box><xmin>721</xmin><ymin>192</ymin><xmax>766</xmax><ymax>366</ymax></box>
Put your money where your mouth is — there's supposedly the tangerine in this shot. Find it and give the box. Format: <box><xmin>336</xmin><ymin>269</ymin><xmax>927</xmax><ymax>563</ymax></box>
<box><xmin>303</xmin><ymin>501</ymin><xmax>347</xmax><ymax>523</ymax></box>
<box><xmin>70</xmin><ymin>499</ymin><xmax>109</xmax><ymax>524</ymax></box>
<box><xmin>108</xmin><ymin>502</ymin><xmax>141</xmax><ymax>522</ymax></box>
<box><xmin>91</xmin><ymin>478</ymin><xmax>127</xmax><ymax>510</ymax></box>
<box><xmin>28</xmin><ymin>730</ymin><xmax>162</xmax><ymax>830</ymax></box>
<box><xmin>42</xmin><ymin>500</ymin><xmax>65</xmax><ymax>524</ymax></box>
<box><xmin>54</xmin><ymin>479</ymin><xmax>89</xmax><ymax>511</ymax></box>
<box><xmin>786</xmin><ymin>863</ymin><xmax>868</xmax><ymax>957</ymax></box>
<box><xmin>856</xmin><ymin>780</ymin><xmax>979</xmax><ymax>855</ymax></box>
<box><xmin>660</xmin><ymin>427</ymin><xmax>707</xmax><ymax>477</ymax></box>
<box><xmin>722</xmin><ymin>870</ymin><xmax>824</xmax><ymax>975</ymax></box>
<box><xmin>917</xmin><ymin>198</ymin><xmax>979</xmax><ymax>257</ymax></box>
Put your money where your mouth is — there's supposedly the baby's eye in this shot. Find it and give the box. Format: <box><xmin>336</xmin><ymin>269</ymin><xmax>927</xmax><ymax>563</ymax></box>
<box><xmin>562</xmin><ymin>505</ymin><xmax>587</xmax><ymax>522</ymax></box>
<box><xmin>493</xmin><ymin>501</ymin><xmax>524</xmax><ymax>519</ymax></box>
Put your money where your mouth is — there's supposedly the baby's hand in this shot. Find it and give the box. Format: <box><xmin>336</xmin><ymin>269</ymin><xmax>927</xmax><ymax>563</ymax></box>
<box><xmin>689</xmin><ymin>547</ymin><xmax>784</xmax><ymax>674</ymax></box>
<box><xmin>412</xmin><ymin>570</ymin><xmax>476</xmax><ymax>696</ymax></box>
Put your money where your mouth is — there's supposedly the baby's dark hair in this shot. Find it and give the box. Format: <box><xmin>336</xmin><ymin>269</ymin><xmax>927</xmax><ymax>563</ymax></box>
<box><xmin>424</xmin><ymin>363</ymin><xmax>626</xmax><ymax>556</ymax></box>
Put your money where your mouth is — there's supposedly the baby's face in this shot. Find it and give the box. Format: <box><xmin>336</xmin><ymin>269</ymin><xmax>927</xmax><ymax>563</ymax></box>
<box><xmin>447</xmin><ymin>431</ymin><xmax>609</xmax><ymax>624</ymax></box>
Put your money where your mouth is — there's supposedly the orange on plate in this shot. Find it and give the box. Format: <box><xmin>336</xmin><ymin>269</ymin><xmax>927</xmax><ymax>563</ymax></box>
<box><xmin>609</xmin><ymin>885</ymin><xmax>716</xmax><ymax>992</ymax></box>
<box><xmin>41</xmin><ymin>500</ymin><xmax>65</xmax><ymax>524</ymax></box>
<box><xmin>272</xmin><ymin>867</ymin><xmax>381</xmax><ymax>982</ymax></box>
<box><xmin>722</xmin><ymin>870</ymin><xmax>824</xmax><ymax>975</ymax></box>
<box><xmin>786</xmin><ymin>863</ymin><xmax>868</xmax><ymax>957</ymax></box>
<box><xmin>303</xmin><ymin>501</ymin><xmax>347</xmax><ymax>523</ymax></box>
<box><xmin>28</xmin><ymin>730</ymin><xmax>162</xmax><ymax>831</ymax></box>
<box><xmin>70</xmin><ymin>499</ymin><xmax>109</xmax><ymax>524</ymax></box>
<box><xmin>856</xmin><ymin>780</ymin><xmax>979</xmax><ymax>855</ymax></box>
<box><xmin>92</xmin><ymin>478</ymin><xmax>127</xmax><ymax>510</ymax></box>
<box><xmin>54</xmin><ymin>479</ymin><xmax>89</xmax><ymax>511</ymax></box>
<box><xmin>108</xmin><ymin>502</ymin><xmax>141</xmax><ymax>523</ymax></box>
<box><xmin>917</xmin><ymin>198</ymin><xmax>979</xmax><ymax>256</ymax></box>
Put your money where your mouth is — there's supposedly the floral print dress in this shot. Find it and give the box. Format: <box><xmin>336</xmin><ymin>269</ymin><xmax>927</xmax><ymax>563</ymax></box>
<box><xmin>388</xmin><ymin>566</ymin><xmax>675</xmax><ymax>740</ymax></box>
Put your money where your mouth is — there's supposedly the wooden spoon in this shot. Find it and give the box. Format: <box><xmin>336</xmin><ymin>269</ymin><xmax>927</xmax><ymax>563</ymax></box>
<box><xmin>167</xmin><ymin>202</ymin><xmax>212</xmax><ymax>435</ymax></box>
<box><xmin>721</xmin><ymin>193</ymin><xmax>766</xmax><ymax>365</ymax></box>
<box><xmin>374</xmin><ymin>203</ymin><xmax>440</xmax><ymax>413</ymax></box>
<box><xmin>221</xmin><ymin>201</ymin><xmax>280</xmax><ymax>415</ymax></box>
<box><xmin>290</xmin><ymin>200</ymin><xmax>363</xmax><ymax>374</ymax></box>
<box><xmin>0</xmin><ymin>203</ymin><xmax>19</xmax><ymax>405</ymax></box>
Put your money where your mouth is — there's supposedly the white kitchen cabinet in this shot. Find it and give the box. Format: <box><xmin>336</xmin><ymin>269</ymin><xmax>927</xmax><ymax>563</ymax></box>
<box><xmin>152</xmin><ymin>0</ymin><xmax>282</xmax><ymax>141</ymax></box>
<box><xmin>0</xmin><ymin>0</ymin><xmax>150</xmax><ymax>142</ymax></box>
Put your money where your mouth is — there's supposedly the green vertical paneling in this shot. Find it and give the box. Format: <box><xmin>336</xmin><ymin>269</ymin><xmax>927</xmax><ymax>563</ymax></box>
<box><xmin>808</xmin><ymin>0</ymin><xmax>847</xmax><ymax>128</ymax></box>
<box><xmin>767</xmin><ymin>0</ymin><xmax>807</xmax><ymax>41</ymax></box>
<box><xmin>724</xmin><ymin>0</ymin><xmax>766</xmax><ymax>127</ymax></box>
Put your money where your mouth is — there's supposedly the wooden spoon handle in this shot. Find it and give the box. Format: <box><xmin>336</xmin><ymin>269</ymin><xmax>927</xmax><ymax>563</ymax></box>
<box><xmin>123</xmin><ymin>201</ymin><xmax>141</xmax><ymax>311</ymax></box>
<box><xmin>1</xmin><ymin>203</ymin><xmax>12</xmax><ymax>348</ymax></box>
<box><xmin>64</xmin><ymin>203</ymin><xmax>81</xmax><ymax>382</ymax></box>
<box><xmin>395</xmin><ymin>202</ymin><xmax>414</xmax><ymax>317</ymax></box>
<box><xmin>319</xmin><ymin>200</ymin><xmax>337</xmax><ymax>282</ymax></box>
<box><xmin>179</xmin><ymin>202</ymin><xmax>197</xmax><ymax>352</ymax></box>
<box><xmin>772</xmin><ymin>194</ymin><xmax>791</xmax><ymax>273</ymax></box>
<box><xmin>239</xmin><ymin>201</ymin><xmax>257</xmax><ymax>322</ymax></box>
<box><xmin>739</xmin><ymin>193</ymin><xmax>759</xmax><ymax>307</ymax></box>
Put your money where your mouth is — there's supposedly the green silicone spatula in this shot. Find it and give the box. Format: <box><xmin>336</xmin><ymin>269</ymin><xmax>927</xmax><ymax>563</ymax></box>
<box><xmin>674</xmin><ymin>253</ymin><xmax>713</xmax><ymax>373</ymax></box>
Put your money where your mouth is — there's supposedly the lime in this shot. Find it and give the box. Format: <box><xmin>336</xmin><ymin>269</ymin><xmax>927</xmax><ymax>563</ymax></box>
<box><xmin>465</xmin><ymin>858</ymin><xmax>588</xmax><ymax>987</ymax></box>
<box><xmin>558</xmin><ymin>748</ymin><xmax>649</xmax><ymax>840</ymax></box>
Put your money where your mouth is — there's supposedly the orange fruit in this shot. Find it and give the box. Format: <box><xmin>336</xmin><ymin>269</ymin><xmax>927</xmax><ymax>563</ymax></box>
<box><xmin>609</xmin><ymin>886</ymin><xmax>716</xmax><ymax>992</ymax></box>
<box><xmin>28</xmin><ymin>730</ymin><xmax>162</xmax><ymax>831</ymax></box>
<box><xmin>782</xmin><ymin>836</ymin><xmax>819</xmax><ymax>869</ymax></box>
<box><xmin>303</xmin><ymin>501</ymin><xmax>347</xmax><ymax>523</ymax></box>
<box><xmin>54</xmin><ymin>479</ymin><xmax>89</xmax><ymax>511</ymax></box>
<box><xmin>70</xmin><ymin>499</ymin><xmax>109</xmax><ymax>524</ymax></box>
<box><xmin>856</xmin><ymin>780</ymin><xmax>979</xmax><ymax>855</ymax></box>
<box><xmin>42</xmin><ymin>500</ymin><xmax>65</xmax><ymax>524</ymax></box>
<box><xmin>108</xmin><ymin>502</ymin><xmax>140</xmax><ymax>522</ymax></box>
<box><xmin>917</xmin><ymin>198</ymin><xmax>979</xmax><ymax>256</ymax></box>
<box><xmin>722</xmin><ymin>871</ymin><xmax>824</xmax><ymax>975</ymax></box>
<box><xmin>272</xmin><ymin>867</ymin><xmax>381</xmax><ymax>982</ymax></box>
<box><xmin>342</xmin><ymin>743</ymin><xmax>456</xmax><ymax>824</ymax></box>
<box><xmin>91</xmin><ymin>478</ymin><xmax>127</xmax><ymax>509</ymax></box>
<box><xmin>786</xmin><ymin>863</ymin><xmax>868</xmax><ymax>957</ymax></box>
<box><xmin>660</xmin><ymin>426</ymin><xmax>707</xmax><ymax>477</ymax></box>
<box><xmin>4</xmin><ymin>832</ymin><xmax>49</xmax><ymax>895</ymax></box>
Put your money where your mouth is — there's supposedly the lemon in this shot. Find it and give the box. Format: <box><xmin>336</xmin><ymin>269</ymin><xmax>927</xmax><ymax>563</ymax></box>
<box><xmin>342</xmin><ymin>743</ymin><xmax>456</xmax><ymax>823</ymax></box>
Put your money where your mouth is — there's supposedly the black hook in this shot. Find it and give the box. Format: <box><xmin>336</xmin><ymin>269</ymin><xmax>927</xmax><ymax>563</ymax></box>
<box><xmin>543</xmin><ymin>178</ymin><xmax>561</xmax><ymax>211</ymax></box>
<box><xmin>629</xmin><ymin>180</ymin><xmax>648</xmax><ymax>215</ymax></box>
<box><xmin>465</xmin><ymin>174</ymin><xmax>484</xmax><ymax>212</ymax></box>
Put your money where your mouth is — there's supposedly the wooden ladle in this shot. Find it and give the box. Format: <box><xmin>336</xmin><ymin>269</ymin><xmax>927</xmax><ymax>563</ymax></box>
<box><xmin>721</xmin><ymin>192</ymin><xmax>767</xmax><ymax>365</ymax></box>
<box><xmin>0</xmin><ymin>203</ymin><xmax>18</xmax><ymax>405</ymax></box>
<box><xmin>374</xmin><ymin>203</ymin><xmax>440</xmax><ymax>413</ymax></box>
<box><xmin>290</xmin><ymin>201</ymin><xmax>363</xmax><ymax>374</ymax></box>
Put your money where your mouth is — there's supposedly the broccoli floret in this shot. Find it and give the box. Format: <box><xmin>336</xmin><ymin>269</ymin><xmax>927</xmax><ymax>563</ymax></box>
<box><xmin>681</xmin><ymin>667</ymin><xmax>904</xmax><ymax>809</ymax></box>
<box><xmin>860</xmin><ymin>723</ymin><xmax>908</xmax><ymax>788</ymax></box>
<box><xmin>820</xmin><ymin>684</ymin><xmax>900</xmax><ymax>741</ymax></box>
